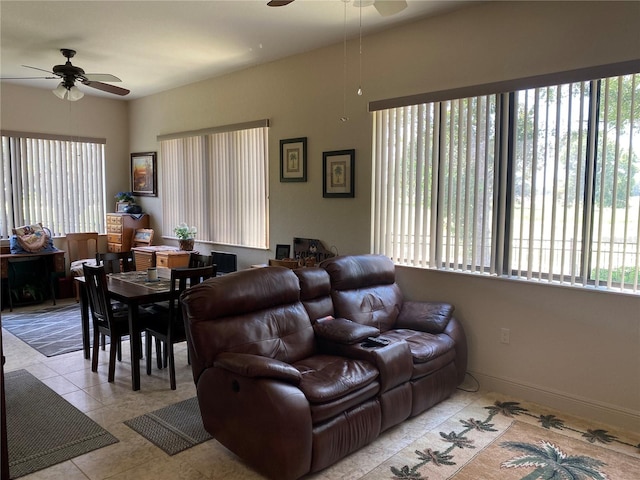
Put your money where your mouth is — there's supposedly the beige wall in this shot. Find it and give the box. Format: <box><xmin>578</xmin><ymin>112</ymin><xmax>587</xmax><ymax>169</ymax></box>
<box><xmin>2</xmin><ymin>1</ymin><xmax>638</xmax><ymax>428</ymax></box>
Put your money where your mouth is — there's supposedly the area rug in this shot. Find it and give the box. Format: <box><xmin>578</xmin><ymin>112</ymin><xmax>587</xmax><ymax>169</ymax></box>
<box><xmin>5</xmin><ymin>369</ymin><xmax>119</xmax><ymax>479</ymax></box>
<box><xmin>371</xmin><ymin>393</ymin><xmax>640</xmax><ymax>479</ymax></box>
<box><xmin>1</xmin><ymin>302</ymin><xmax>89</xmax><ymax>357</ymax></box>
<box><xmin>124</xmin><ymin>397</ymin><xmax>212</xmax><ymax>455</ymax></box>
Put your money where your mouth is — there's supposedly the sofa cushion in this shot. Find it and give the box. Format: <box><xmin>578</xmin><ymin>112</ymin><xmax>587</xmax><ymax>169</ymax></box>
<box><xmin>396</xmin><ymin>301</ymin><xmax>454</xmax><ymax>334</ymax></box>
<box><xmin>181</xmin><ymin>267</ymin><xmax>316</xmax><ymax>381</ymax></box>
<box><xmin>383</xmin><ymin>328</ymin><xmax>455</xmax><ymax>363</ymax></box>
<box><xmin>321</xmin><ymin>254</ymin><xmax>396</xmax><ymax>290</ymax></box>
<box><xmin>295</xmin><ymin>267</ymin><xmax>334</xmax><ymax>321</ymax></box>
<box><xmin>293</xmin><ymin>354</ymin><xmax>378</xmax><ymax>404</ymax></box>
<box><xmin>307</xmin><ymin>381</ymin><xmax>380</xmax><ymax>424</ymax></box>
<box><xmin>331</xmin><ymin>285</ymin><xmax>403</xmax><ymax>332</ymax></box>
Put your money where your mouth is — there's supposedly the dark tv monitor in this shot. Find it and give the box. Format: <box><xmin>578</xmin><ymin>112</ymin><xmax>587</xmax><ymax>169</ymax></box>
<box><xmin>211</xmin><ymin>251</ymin><xmax>238</xmax><ymax>275</ymax></box>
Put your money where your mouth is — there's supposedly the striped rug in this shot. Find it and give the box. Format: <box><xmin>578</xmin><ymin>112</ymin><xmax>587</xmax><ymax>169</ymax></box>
<box><xmin>1</xmin><ymin>303</ymin><xmax>89</xmax><ymax>357</ymax></box>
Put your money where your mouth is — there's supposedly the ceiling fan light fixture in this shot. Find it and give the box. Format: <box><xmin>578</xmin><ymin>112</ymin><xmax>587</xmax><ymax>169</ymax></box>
<box><xmin>53</xmin><ymin>82</ymin><xmax>67</xmax><ymax>99</ymax></box>
<box><xmin>67</xmin><ymin>85</ymin><xmax>84</xmax><ymax>101</ymax></box>
<box><xmin>52</xmin><ymin>81</ymin><xmax>84</xmax><ymax>101</ymax></box>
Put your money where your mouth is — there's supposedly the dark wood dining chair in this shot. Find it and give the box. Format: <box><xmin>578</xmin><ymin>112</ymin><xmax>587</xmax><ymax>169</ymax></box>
<box><xmin>188</xmin><ymin>252</ymin><xmax>213</xmax><ymax>268</ymax></box>
<box><xmin>145</xmin><ymin>265</ymin><xmax>216</xmax><ymax>389</ymax></box>
<box><xmin>96</xmin><ymin>251</ymin><xmax>136</xmax><ymax>273</ymax></box>
<box><xmin>82</xmin><ymin>264</ymin><xmax>149</xmax><ymax>382</ymax></box>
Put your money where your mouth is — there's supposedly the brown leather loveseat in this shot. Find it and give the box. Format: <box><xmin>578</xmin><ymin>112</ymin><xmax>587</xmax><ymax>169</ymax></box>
<box><xmin>181</xmin><ymin>254</ymin><xmax>467</xmax><ymax>480</ymax></box>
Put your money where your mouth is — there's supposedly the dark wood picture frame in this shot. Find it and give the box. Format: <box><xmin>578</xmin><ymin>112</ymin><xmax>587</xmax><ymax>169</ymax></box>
<box><xmin>131</xmin><ymin>152</ymin><xmax>157</xmax><ymax>197</ymax></box>
<box><xmin>280</xmin><ymin>137</ymin><xmax>307</xmax><ymax>182</ymax></box>
<box><xmin>323</xmin><ymin>149</ymin><xmax>355</xmax><ymax>198</ymax></box>
<box><xmin>275</xmin><ymin>244</ymin><xmax>291</xmax><ymax>260</ymax></box>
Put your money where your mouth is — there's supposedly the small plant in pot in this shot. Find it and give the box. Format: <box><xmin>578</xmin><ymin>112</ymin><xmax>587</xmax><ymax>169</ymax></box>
<box><xmin>115</xmin><ymin>191</ymin><xmax>135</xmax><ymax>203</ymax></box>
<box><xmin>174</xmin><ymin>223</ymin><xmax>197</xmax><ymax>251</ymax></box>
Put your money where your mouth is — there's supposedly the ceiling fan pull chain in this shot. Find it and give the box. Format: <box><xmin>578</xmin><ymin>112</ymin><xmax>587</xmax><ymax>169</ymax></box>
<box><xmin>340</xmin><ymin>0</ymin><xmax>349</xmax><ymax>122</ymax></box>
<box><xmin>357</xmin><ymin>1</ymin><xmax>363</xmax><ymax>96</ymax></box>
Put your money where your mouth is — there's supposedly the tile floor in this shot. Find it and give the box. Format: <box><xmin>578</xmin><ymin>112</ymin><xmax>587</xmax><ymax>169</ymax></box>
<box><xmin>2</xmin><ymin>299</ymin><xmax>481</xmax><ymax>480</ymax></box>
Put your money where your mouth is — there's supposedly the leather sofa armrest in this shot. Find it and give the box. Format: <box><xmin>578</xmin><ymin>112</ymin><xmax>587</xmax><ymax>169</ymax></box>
<box><xmin>396</xmin><ymin>301</ymin><xmax>454</xmax><ymax>334</ymax></box>
<box><xmin>214</xmin><ymin>352</ymin><xmax>302</xmax><ymax>386</ymax></box>
<box><xmin>319</xmin><ymin>340</ymin><xmax>413</xmax><ymax>393</ymax></box>
<box><xmin>313</xmin><ymin>316</ymin><xmax>380</xmax><ymax>344</ymax></box>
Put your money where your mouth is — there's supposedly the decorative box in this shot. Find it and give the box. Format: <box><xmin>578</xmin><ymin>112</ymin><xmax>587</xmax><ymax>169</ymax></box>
<box><xmin>132</xmin><ymin>245</ymin><xmax>180</xmax><ymax>271</ymax></box>
<box><xmin>156</xmin><ymin>251</ymin><xmax>190</xmax><ymax>269</ymax></box>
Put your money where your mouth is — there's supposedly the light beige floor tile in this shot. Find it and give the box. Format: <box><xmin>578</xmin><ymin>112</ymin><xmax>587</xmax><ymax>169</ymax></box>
<box><xmin>70</xmin><ymin>422</ymin><xmax>165</xmax><ymax>480</ymax></box>
<box><xmin>17</xmin><ymin>459</ymin><xmax>90</xmax><ymax>480</ymax></box>
<box><xmin>41</xmin><ymin>373</ymin><xmax>82</xmax><ymax>395</ymax></box>
<box><xmin>62</xmin><ymin>388</ymin><xmax>106</xmax><ymax>413</ymax></box>
<box><xmin>103</xmin><ymin>456</ymin><xmax>209</xmax><ymax>480</ymax></box>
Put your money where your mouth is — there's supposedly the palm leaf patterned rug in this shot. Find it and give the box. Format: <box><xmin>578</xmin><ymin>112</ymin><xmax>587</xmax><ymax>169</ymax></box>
<box><xmin>368</xmin><ymin>393</ymin><xmax>639</xmax><ymax>479</ymax></box>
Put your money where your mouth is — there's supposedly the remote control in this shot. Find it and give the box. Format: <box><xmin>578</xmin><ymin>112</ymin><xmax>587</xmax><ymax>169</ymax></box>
<box><xmin>361</xmin><ymin>336</ymin><xmax>390</xmax><ymax>348</ymax></box>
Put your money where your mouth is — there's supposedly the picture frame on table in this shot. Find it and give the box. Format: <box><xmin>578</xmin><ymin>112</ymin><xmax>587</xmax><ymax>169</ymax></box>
<box><xmin>323</xmin><ymin>149</ymin><xmax>355</xmax><ymax>198</ymax></box>
<box><xmin>116</xmin><ymin>201</ymin><xmax>130</xmax><ymax>213</ymax></box>
<box><xmin>280</xmin><ymin>137</ymin><xmax>307</xmax><ymax>182</ymax></box>
<box><xmin>275</xmin><ymin>244</ymin><xmax>291</xmax><ymax>260</ymax></box>
<box><xmin>131</xmin><ymin>152</ymin><xmax>157</xmax><ymax>197</ymax></box>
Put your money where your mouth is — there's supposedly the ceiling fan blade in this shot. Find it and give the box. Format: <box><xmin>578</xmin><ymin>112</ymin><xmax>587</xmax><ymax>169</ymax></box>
<box><xmin>80</xmin><ymin>79</ymin><xmax>130</xmax><ymax>96</ymax></box>
<box><xmin>84</xmin><ymin>73</ymin><xmax>122</xmax><ymax>82</ymax></box>
<box><xmin>267</xmin><ymin>0</ymin><xmax>295</xmax><ymax>6</ymax></box>
<box><xmin>374</xmin><ymin>0</ymin><xmax>407</xmax><ymax>17</ymax></box>
<box><xmin>22</xmin><ymin>65</ymin><xmax>57</xmax><ymax>75</ymax></box>
<box><xmin>0</xmin><ymin>76</ymin><xmax>58</xmax><ymax>80</ymax></box>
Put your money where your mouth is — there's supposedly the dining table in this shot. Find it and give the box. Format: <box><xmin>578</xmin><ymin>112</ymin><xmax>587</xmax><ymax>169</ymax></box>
<box><xmin>75</xmin><ymin>269</ymin><xmax>173</xmax><ymax>391</ymax></box>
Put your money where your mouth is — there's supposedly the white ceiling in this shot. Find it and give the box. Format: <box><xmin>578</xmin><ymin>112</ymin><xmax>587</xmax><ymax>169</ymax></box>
<box><xmin>0</xmin><ymin>0</ymin><xmax>473</xmax><ymax>100</ymax></box>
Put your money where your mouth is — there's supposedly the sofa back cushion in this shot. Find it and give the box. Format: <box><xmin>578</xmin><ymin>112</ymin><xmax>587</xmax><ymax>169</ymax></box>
<box><xmin>321</xmin><ymin>255</ymin><xmax>403</xmax><ymax>332</ymax></box>
<box><xmin>181</xmin><ymin>267</ymin><xmax>316</xmax><ymax>382</ymax></box>
<box><xmin>294</xmin><ymin>267</ymin><xmax>334</xmax><ymax>322</ymax></box>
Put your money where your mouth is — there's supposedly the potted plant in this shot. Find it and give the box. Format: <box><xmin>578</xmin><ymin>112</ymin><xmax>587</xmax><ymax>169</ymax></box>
<box><xmin>174</xmin><ymin>223</ymin><xmax>197</xmax><ymax>251</ymax></box>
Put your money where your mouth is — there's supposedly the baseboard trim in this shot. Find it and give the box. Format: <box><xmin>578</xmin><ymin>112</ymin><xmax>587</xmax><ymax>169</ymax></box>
<box><xmin>470</xmin><ymin>371</ymin><xmax>640</xmax><ymax>432</ymax></box>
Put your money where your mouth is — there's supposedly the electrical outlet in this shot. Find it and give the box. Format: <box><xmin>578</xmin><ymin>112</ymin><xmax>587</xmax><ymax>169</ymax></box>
<box><xmin>500</xmin><ymin>328</ymin><xmax>510</xmax><ymax>344</ymax></box>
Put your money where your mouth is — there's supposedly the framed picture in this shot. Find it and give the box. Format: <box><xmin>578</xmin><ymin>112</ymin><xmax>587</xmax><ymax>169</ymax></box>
<box><xmin>131</xmin><ymin>152</ymin><xmax>157</xmax><ymax>197</ymax></box>
<box><xmin>116</xmin><ymin>201</ymin><xmax>130</xmax><ymax>212</ymax></box>
<box><xmin>275</xmin><ymin>244</ymin><xmax>291</xmax><ymax>260</ymax></box>
<box><xmin>280</xmin><ymin>137</ymin><xmax>307</xmax><ymax>182</ymax></box>
<box><xmin>323</xmin><ymin>149</ymin><xmax>355</xmax><ymax>198</ymax></box>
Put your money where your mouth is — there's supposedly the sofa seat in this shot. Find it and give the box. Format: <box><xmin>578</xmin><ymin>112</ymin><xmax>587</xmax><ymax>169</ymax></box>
<box><xmin>293</xmin><ymin>354</ymin><xmax>379</xmax><ymax>422</ymax></box>
<box><xmin>381</xmin><ymin>329</ymin><xmax>456</xmax><ymax>378</ymax></box>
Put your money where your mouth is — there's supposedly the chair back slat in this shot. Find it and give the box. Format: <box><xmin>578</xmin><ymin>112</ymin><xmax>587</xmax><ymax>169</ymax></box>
<box><xmin>169</xmin><ymin>265</ymin><xmax>216</xmax><ymax>321</ymax></box>
<box><xmin>96</xmin><ymin>251</ymin><xmax>136</xmax><ymax>274</ymax></box>
<box><xmin>82</xmin><ymin>264</ymin><xmax>115</xmax><ymax>330</ymax></box>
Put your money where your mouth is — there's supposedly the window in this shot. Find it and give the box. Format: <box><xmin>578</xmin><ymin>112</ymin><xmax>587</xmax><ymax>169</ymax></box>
<box><xmin>372</xmin><ymin>72</ymin><xmax>639</xmax><ymax>293</ymax></box>
<box><xmin>1</xmin><ymin>132</ymin><xmax>106</xmax><ymax>237</ymax></box>
<box><xmin>159</xmin><ymin>121</ymin><xmax>269</xmax><ymax>249</ymax></box>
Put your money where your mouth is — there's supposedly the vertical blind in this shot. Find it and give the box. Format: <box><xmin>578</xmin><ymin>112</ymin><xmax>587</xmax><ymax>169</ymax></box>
<box><xmin>372</xmin><ymin>73</ymin><xmax>639</xmax><ymax>293</ymax></box>
<box><xmin>160</xmin><ymin>123</ymin><xmax>269</xmax><ymax>249</ymax></box>
<box><xmin>1</xmin><ymin>133</ymin><xmax>106</xmax><ymax>237</ymax></box>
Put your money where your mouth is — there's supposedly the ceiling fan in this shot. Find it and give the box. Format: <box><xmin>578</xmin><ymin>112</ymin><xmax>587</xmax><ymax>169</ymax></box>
<box><xmin>2</xmin><ymin>48</ymin><xmax>129</xmax><ymax>100</ymax></box>
<box><xmin>267</xmin><ymin>0</ymin><xmax>408</xmax><ymax>17</ymax></box>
